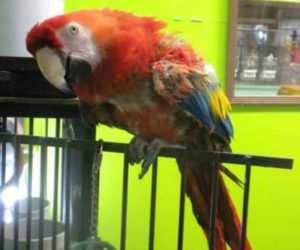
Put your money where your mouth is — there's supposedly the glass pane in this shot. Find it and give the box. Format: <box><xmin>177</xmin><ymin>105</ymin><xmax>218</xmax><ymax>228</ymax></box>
<box><xmin>234</xmin><ymin>1</ymin><xmax>300</xmax><ymax>97</ymax></box>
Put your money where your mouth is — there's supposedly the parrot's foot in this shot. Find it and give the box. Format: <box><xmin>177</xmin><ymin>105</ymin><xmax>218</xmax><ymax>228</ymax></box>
<box><xmin>128</xmin><ymin>136</ymin><xmax>164</xmax><ymax>179</ymax></box>
<box><xmin>139</xmin><ymin>139</ymin><xmax>164</xmax><ymax>179</ymax></box>
<box><xmin>128</xmin><ymin>136</ymin><xmax>149</xmax><ymax>165</ymax></box>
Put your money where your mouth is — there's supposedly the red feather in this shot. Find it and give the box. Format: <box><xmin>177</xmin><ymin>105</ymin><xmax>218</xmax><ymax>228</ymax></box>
<box><xmin>26</xmin><ymin>14</ymin><xmax>69</xmax><ymax>55</ymax></box>
<box><xmin>73</xmin><ymin>10</ymin><xmax>167</xmax><ymax>102</ymax></box>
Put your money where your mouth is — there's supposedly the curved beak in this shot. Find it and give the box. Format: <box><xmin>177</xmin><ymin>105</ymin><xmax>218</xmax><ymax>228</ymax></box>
<box><xmin>35</xmin><ymin>47</ymin><xmax>92</xmax><ymax>93</ymax></box>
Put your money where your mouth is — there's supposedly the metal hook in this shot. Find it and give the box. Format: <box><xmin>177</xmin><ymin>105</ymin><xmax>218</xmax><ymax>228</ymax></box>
<box><xmin>89</xmin><ymin>139</ymin><xmax>104</xmax><ymax>239</ymax></box>
<box><xmin>93</xmin><ymin>139</ymin><xmax>104</xmax><ymax>173</ymax></box>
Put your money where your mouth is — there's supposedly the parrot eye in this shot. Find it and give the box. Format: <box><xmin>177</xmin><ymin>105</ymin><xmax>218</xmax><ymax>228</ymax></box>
<box><xmin>67</xmin><ymin>22</ymin><xmax>79</xmax><ymax>36</ymax></box>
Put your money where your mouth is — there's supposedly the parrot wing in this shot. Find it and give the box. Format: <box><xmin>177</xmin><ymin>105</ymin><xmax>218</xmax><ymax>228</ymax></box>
<box><xmin>152</xmin><ymin>60</ymin><xmax>233</xmax><ymax>144</ymax></box>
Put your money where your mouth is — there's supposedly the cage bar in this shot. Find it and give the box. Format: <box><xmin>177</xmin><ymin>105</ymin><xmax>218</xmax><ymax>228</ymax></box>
<box><xmin>64</xmin><ymin>144</ymin><xmax>71</xmax><ymax>250</ymax></box>
<box><xmin>120</xmin><ymin>153</ymin><xmax>129</xmax><ymax>250</ymax></box>
<box><xmin>39</xmin><ymin>144</ymin><xmax>47</xmax><ymax>250</ymax></box>
<box><xmin>0</xmin><ymin>117</ymin><xmax>7</xmax><ymax>250</ymax></box>
<box><xmin>52</xmin><ymin>118</ymin><xmax>61</xmax><ymax>250</ymax></box>
<box><xmin>25</xmin><ymin>118</ymin><xmax>34</xmax><ymax>250</ymax></box>
<box><xmin>13</xmin><ymin>142</ymin><xmax>20</xmax><ymax>250</ymax></box>
<box><xmin>0</xmin><ymin>134</ymin><xmax>293</xmax><ymax>169</ymax></box>
<box><xmin>208</xmin><ymin>158</ymin><xmax>220</xmax><ymax>250</ymax></box>
<box><xmin>240</xmin><ymin>157</ymin><xmax>252</xmax><ymax>250</ymax></box>
<box><xmin>177</xmin><ymin>161</ymin><xmax>187</xmax><ymax>250</ymax></box>
<box><xmin>148</xmin><ymin>159</ymin><xmax>158</xmax><ymax>250</ymax></box>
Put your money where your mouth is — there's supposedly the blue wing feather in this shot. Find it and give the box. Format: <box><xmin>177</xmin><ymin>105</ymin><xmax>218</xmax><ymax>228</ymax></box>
<box><xmin>180</xmin><ymin>90</ymin><xmax>233</xmax><ymax>142</ymax></box>
<box><xmin>215</xmin><ymin>115</ymin><xmax>233</xmax><ymax>141</ymax></box>
<box><xmin>180</xmin><ymin>91</ymin><xmax>214</xmax><ymax>127</ymax></box>
<box><xmin>152</xmin><ymin>60</ymin><xmax>233</xmax><ymax>142</ymax></box>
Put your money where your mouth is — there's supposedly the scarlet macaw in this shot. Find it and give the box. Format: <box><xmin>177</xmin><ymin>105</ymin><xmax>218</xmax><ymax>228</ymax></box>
<box><xmin>26</xmin><ymin>9</ymin><xmax>251</xmax><ymax>249</ymax></box>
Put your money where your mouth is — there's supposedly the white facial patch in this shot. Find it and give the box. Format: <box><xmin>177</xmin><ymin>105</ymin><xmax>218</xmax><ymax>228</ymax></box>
<box><xmin>56</xmin><ymin>22</ymin><xmax>101</xmax><ymax>69</ymax></box>
<box><xmin>36</xmin><ymin>47</ymin><xmax>69</xmax><ymax>92</ymax></box>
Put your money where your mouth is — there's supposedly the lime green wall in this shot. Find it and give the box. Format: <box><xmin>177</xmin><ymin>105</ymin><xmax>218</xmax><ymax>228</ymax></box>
<box><xmin>230</xmin><ymin>106</ymin><xmax>300</xmax><ymax>250</ymax></box>
<box><xmin>65</xmin><ymin>1</ymin><xmax>300</xmax><ymax>249</ymax></box>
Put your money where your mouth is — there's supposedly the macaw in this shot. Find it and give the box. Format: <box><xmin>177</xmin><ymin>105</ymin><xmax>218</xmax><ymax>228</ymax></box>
<box><xmin>26</xmin><ymin>9</ymin><xmax>251</xmax><ymax>250</ymax></box>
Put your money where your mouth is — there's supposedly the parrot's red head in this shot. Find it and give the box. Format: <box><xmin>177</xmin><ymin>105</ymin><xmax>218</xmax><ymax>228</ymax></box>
<box><xmin>26</xmin><ymin>9</ymin><xmax>166</xmax><ymax>100</ymax></box>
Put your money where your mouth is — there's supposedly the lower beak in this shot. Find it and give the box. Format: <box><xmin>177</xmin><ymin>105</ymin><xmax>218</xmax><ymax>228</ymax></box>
<box><xmin>36</xmin><ymin>47</ymin><xmax>92</xmax><ymax>93</ymax></box>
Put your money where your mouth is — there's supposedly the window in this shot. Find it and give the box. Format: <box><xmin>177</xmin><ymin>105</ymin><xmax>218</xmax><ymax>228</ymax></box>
<box><xmin>227</xmin><ymin>0</ymin><xmax>300</xmax><ymax>103</ymax></box>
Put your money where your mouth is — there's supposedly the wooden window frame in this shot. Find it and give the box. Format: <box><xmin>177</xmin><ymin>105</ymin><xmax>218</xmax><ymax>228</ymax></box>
<box><xmin>226</xmin><ymin>0</ymin><xmax>300</xmax><ymax>104</ymax></box>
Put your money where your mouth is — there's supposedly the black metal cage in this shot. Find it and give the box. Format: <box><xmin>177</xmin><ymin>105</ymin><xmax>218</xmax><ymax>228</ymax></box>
<box><xmin>0</xmin><ymin>57</ymin><xmax>294</xmax><ymax>250</ymax></box>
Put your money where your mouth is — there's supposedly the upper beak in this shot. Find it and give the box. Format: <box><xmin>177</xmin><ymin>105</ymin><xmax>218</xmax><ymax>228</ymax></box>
<box><xmin>64</xmin><ymin>53</ymin><xmax>92</xmax><ymax>85</ymax></box>
<box><xmin>35</xmin><ymin>47</ymin><xmax>92</xmax><ymax>93</ymax></box>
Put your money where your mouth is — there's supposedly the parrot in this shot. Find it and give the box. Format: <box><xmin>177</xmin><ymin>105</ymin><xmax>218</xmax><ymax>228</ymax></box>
<box><xmin>26</xmin><ymin>9</ymin><xmax>251</xmax><ymax>250</ymax></box>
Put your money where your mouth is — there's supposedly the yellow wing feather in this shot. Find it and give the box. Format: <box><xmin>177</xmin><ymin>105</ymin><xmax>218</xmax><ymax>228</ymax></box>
<box><xmin>208</xmin><ymin>88</ymin><xmax>231</xmax><ymax>120</ymax></box>
<box><xmin>194</xmin><ymin>70</ymin><xmax>231</xmax><ymax>120</ymax></box>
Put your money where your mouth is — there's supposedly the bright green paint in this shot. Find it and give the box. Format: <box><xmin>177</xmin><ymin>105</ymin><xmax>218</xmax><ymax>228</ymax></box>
<box><xmin>65</xmin><ymin>1</ymin><xmax>300</xmax><ymax>249</ymax></box>
<box><xmin>229</xmin><ymin>105</ymin><xmax>300</xmax><ymax>250</ymax></box>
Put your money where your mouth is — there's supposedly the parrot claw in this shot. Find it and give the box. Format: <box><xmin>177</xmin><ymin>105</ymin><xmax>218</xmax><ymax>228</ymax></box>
<box><xmin>138</xmin><ymin>139</ymin><xmax>163</xmax><ymax>179</ymax></box>
<box><xmin>128</xmin><ymin>136</ymin><xmax>164</xmax><ymax>179</ymax></box>
<box><xmin>128</xmin><ymin>136</ymin><xmax>149</xmax><ymax>165</ymax></box>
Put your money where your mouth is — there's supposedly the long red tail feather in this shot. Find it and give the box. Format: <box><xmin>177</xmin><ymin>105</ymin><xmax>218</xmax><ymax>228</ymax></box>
<box><xmin>179</xmin><ymin>161</ymin><xmax>252</xmax><ymax>250</ymax></box>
